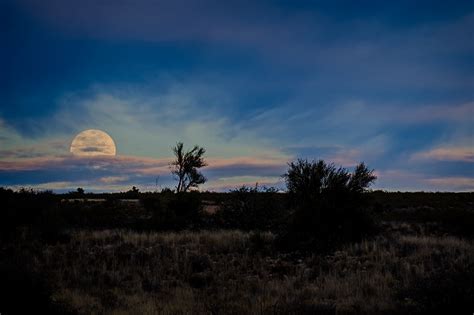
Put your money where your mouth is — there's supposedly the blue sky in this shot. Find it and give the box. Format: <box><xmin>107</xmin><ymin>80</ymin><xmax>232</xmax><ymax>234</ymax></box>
<box><xmin>1</xmin><ymin>0</ymin><xmax>473</xmax><ymax>192</ymax></box>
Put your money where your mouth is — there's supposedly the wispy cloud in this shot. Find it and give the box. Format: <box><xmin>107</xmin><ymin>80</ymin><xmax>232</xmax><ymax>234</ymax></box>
<box><xmin>412</xmin><ymin>147</ymin><xmax>474</xmax><ymax>162</ymax></box>
<box><xmin>99</xmin><ymin>176</ymin><xmax>129</xmax><ymax>184</ymax></box>
<box><xmin>3</xmin><ymin>84</ymin><xmax>472</xmax><ymax>191</ymax></box>
<box><xmin>375</xmin><ymin>169</ymin><xmax>474</xmax><ymax>192</ymax></box>
<box><xmin>3</xmin><ymin>0</ymin><xmax>473</xmax><ymax>193</ymax></box>
<box><xmin>281</xmin><ymin>145</ymin><xmax>363</xmax><ymax>167</ymax></box>
<box><xmin>424</xmin><ymin>177</ymin><xmax>474</xmax><ymax>192</ymax></box>
<box><xmin>324</xmin><ymin>101</ymin><xmax>474</xmax><ymax>127</ymax></box>
<box><xmin>0</xmin><ymin>80</ymin><xmax>298</xmax><ymax>191</ymax></box>
<box><xmin>12</xmin><ymin>0</ymin><xmax>473</xmax><ymax>95</ymax></box>
<box><xmin>0</xmin><ymin>152</ymin><xmax>290</xmax><ymax>192</ymax></box>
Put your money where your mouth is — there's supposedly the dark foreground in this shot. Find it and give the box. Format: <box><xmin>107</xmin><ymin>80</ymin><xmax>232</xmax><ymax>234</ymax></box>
<box><xmin>1</xmin><ymin>190</ymin><xmax>473</xmax><ymax>314</ymax></box>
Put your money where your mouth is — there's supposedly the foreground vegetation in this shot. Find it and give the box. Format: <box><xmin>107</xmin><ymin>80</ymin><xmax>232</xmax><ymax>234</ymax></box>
<box><xmin>4</xmin><ymin>224</ymin><xmax>474</xmax><ymax>314</ymax></box>
<box><xmin>1</xmin><ymin>180</ymin><xmax>473</xmax><ymax>314</ymax></box>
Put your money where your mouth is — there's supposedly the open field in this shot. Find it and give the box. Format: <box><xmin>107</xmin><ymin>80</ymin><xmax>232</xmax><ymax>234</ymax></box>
<box><xmin>1</xmin><ymin>191</ymin><xmax>474</xmax><ymax>314</ymax></box>
<box><xmin>36</xmin><ymin>227</ymin><xmax>474</xmax><ymax>314</ymax></box>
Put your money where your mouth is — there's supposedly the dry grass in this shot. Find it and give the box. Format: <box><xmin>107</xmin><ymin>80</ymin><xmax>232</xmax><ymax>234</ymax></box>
<box><xmin>33</xmin><ymin>226</ymin><xmax>474</xmax><ymax>314</ymax></box>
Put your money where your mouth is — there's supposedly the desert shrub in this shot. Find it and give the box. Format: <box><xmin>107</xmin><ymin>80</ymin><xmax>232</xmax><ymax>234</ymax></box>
<box><xmin>383</xmin><ymin>206</ymin><xmax>474</xmax><ymax>238</ymax></box>
<box><xmin>140</xmin><ymin>193</ymin><xmax>162</xmax><ymax>212</ymax></box>
<box><xmin>278</xmin><ymin>160</ymin><xmax>377</xmax><ymax>251</ymax></box>
<box><xmin>216</xmin><ymin>186</ymin><xmax>289</xmax><ymax>231</ymax></box>
<box><xmin>0</xmin><ymin>256</ymin><xmax>75</xmax><ymax>315</ymax></box>
<box><xmin>398</xmin><ymin>262</ymin><xmax>474</xmax><ymax>314</ymax></box>
<box><xmin>36</xmin><ymin>205</ymin><xmax>70</xmax><ymax>243</ymax></box>
<box><xmin>142</xmin><ymin>191</ymin><xmax>203</xmax><ymax>230</ymax></box>
<box><xmin>60</xmin><ymin>200</ymin><xmax>125</xmax><ymax>228</ymax></box>
<box><xmin>0</xmin><ymin>188</ymin><xmax>65</xmax><ymax>243</ymax></box>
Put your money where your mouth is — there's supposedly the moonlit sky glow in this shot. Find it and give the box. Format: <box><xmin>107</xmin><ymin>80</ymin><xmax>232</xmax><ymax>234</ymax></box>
<box><xmin>1</xmin><ymin>0</ymin><xmax>473</xmax><ymax>192</ymax></box>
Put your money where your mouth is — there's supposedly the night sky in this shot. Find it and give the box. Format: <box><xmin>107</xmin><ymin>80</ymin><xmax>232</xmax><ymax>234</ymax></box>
<box><xmin>1</xmin><ymin>0</ymin><xmax>473</xmax><ymax>192</ymax></box>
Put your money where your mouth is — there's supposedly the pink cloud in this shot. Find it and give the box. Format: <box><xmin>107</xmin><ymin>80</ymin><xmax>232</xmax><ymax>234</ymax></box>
<box><xmin>375</xmin><ymin>169</ymin><xmax>474</xmax><ymax>192</ymax></box>
<box><xmin>130</xmin><ymin>155</ymin><xmax>289</xmax><ymax>176</ymax></box>
<box><xmin>206</xmin><ymin>156</ymin><xmax>288</xmax><ymax>169</ymax></box>
<box><xmin>424</xmin><ymin>177</ymin><xmax>474</xmax><ymax>191</ymax></box>
<box><xmin>0</xmin><ymin>154</ymin><xmax>171</xmax><ymax>172</ymax></box>
<box><xmin>0</xmin><ymin>140</ymin><xmax>70</xmax><ymax>159</ymax></box>
<box><xmin>325</xmin><ymin>148</ymin><xmax>361</xmax><ymax>167</ymax></box>
<box><xmin>412</xmin><ymin>147</ymin><xmax>474</xmax><ymax>162</ymax></box>
<box><xmin>409</xmin><ymin>102</ymin><xmax>473</xmax><ymax>123</ymax></box>
<box><xmin>0</xmin><ymin>153</ymin><xmax>289</xmax><ymax>191</ymax></box>
<box><xmin>99</xmin><ymin>176</ymin><xmax>129</xmax><ymax>184</ymax></box>
<box><xmin>0</xmin><ymin>156</ymin><xmax>71</xmax><ymax>171</ymax></box>
<box><xmin>203</xmin><ymin>176</ymin><xmax>283</xmax><ymax>192</ymax></box>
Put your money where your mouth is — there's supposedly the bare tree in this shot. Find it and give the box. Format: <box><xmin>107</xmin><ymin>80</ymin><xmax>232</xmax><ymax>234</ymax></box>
<box><xmin>171</xmin><ymin>142</ymin><xmax>207</xmax><ymax>192</ymax></box>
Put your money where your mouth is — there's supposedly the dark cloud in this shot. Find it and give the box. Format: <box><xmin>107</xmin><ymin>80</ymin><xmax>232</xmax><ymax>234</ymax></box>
<box><xmin>0</xmin><ymin>149</ymin><xmax>44</xmax><ymax>159</ymax></box>
<box><xmin>79</xmin><ymin>147</ymin><xmax>101</xmax><ymax>153</ymax></box>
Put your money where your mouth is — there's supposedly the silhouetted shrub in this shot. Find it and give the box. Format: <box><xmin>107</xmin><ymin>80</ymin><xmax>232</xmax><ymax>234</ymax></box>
<box><xmin>169</xmin><ymin>192</ymin><xmax>202</xmax><ymax>228</ymax></box>
<box><xmin>59</xmin><ymin>198</ymin><xmax>147</xmax><ymax>229</ymax></box>
<box><xmin>248</xmin><ymin>231</ymin><xmax>274</xmax><ymax>255</ymax></box>
<box><xmin>141</xmin><ymin>194</ymin><xmax>162</xmax><ymax>213</ymax></box>
<box><xmin>0</xmin><ymin>188</ymin><xmax>64</xmax><ymax>243</ymax></box>
<box><xmin>372</xmin><ymin>191</ymin><xmax>474</xmax><ymax>238</ymax></box>
<box><xmin>278</xmin><ymin>159</ymin><xmax>377</xmax><ymax>251</ymax></box>
<box><xmin>123</xmin><ymin>186</ymin><xmax>140</xmax><ymax>199</ymax></box>
<box><xmin>37</xmin><ymin>205</ymin><xmax>70</xmax><ymax>244</ymax></box>
<box><xmin>398</xmin><ymin>262</ymin><xmax>474</xmax><ymax>314</ymax></box>
<box><xmin>216</xmin><ymin>186</ymin><xmax>289</xmax><ymax>231</ymax></box>
<box><xmin>142</xmin><ymin>191</ymin><xmax>203</xmax><ymax>230</ymax></box>
<box><xmin>0</xmin><ymin>258</ymin><xmax>75</xmax><ymax>315</ymax></box>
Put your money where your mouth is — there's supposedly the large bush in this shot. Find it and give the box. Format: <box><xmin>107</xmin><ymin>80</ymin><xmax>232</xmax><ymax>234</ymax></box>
<box><xmin>279</xmin><ymin>159</ymin><xmax>377</xmax><ymax>251</ymax></box>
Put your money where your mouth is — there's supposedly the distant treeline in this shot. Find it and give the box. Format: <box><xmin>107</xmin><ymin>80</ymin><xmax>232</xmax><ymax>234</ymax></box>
<box><xmin>2</xmin><ymin>186</ymin><xmax>473</xmax><ymax>247</ymax></box>
<box><xmin>5</xmin><ymin>186</ymin><xmax>473</xmax><ymax>203</ymax></box>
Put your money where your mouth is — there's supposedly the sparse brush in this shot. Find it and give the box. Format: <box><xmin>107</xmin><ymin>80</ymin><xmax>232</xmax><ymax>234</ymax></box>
<box><xmin>18</xmin><ymin>229</ymin><xmax>472</xmax><ymax>314</ymax></box>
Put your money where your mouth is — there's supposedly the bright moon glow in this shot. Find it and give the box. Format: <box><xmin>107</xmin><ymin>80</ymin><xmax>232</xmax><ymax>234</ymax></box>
<box><xmin>70</xmin><ymin>129</ymin><xmax>116</xmax><ymax>156</ymax></box>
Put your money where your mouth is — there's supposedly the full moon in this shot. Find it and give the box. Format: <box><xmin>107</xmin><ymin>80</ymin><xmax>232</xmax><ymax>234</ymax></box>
<box><xmin>70</xmin><ymin>129</ymin><xmax>116</xmax><ymax>156</ymax></box>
